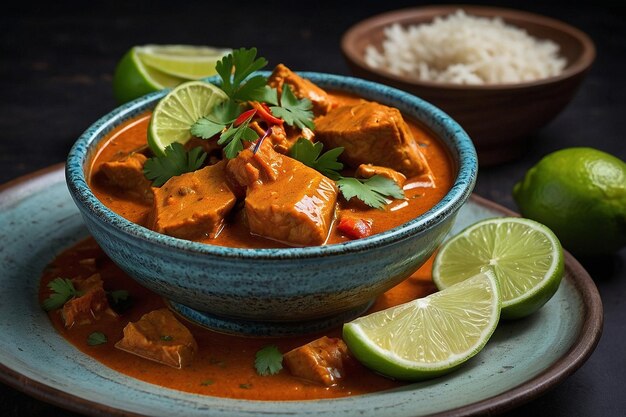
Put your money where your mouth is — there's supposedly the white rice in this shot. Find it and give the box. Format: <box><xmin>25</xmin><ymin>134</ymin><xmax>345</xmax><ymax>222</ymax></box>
<box><xmin>364</xmin><ymin>10</ymin><xmax>567</xmax><ymax>84</ymax></box>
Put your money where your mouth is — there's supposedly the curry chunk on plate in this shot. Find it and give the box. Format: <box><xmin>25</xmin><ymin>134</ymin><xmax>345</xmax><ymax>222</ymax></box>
<box><xmin>316</xmin><ymin>101</ymin><xmax>430</xmax><ymax>177</ymax></box>
<box><xmin>115</xmin><ymin>308</ymin><xmax>198</xmax><ymax>369</ymax></box>
<box><xmin>284</xmin><ymin>336</ymin><xmax>351</xmax><ymax>386</ymax></box>
<box><xmin>62</xmin><ymin>273</ymin><xmax>117</xmax><ymax>328</ymax></box>
<box><xmin>227</xmin><ymin>140</ymin><xmax>338</xmax><ymax>246</ymax></box>
<box><xmin>268</xmin><ymin>63</ymin><xmax>334</xmax><ymax>116</ymax></box>
<box><xmin>149</xmin><ymin>161</ymin><xmax>237</xmax><ymax>240</ymax></box>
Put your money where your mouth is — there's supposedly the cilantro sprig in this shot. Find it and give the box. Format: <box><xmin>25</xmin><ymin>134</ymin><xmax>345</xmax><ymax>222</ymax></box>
<box><xmin>254</xmin><ymin>345</ymin><xmax>283</xmax><ymax>376</ymax></box>
<box><xmin>270</xmin><ymin>85</ymin><xmax>314</xmax><ymax>130</ymax></box>
<box><xmin>215</xmin><ymin>47</ymin><xmax>268</xmax><ymax>103</ymax></box>
<box><xmin>289</xmin><ymin>138</ymin><xmax>343</xmax><ymax>180</ymax></box>
<box><xmin>289</xmin><ymin>139</ymin><xmax>405</xmax><ymax>209</ymax></box>
<box><xmin>42</xmin><ymin>278</ymin><xmax>83</xmax><ymax>311</ymax></box>
<box><xmin>189</xmin><ymin>48</ymin><xmax>315</xmax><ymax>159</ymax></box>
<box><xmin>143</xmin><ymin>142</ymin><xmax>207</xmax><ymax>187</ymax></box>
<box><xmin>217</xmin><ymin>115</ymin><xmax>260</xmax><ymax>159</ymax></box>
<box><xmin>337</xmin><ymin>176</ymin><xmax>405</xmax><ymax>208</ymax></box>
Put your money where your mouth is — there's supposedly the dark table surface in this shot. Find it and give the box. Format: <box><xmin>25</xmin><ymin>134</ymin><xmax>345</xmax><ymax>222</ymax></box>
<box><xmin>1</xmin><ymin>1</ymin><xmax>625</xmax><ymax>416</ymax></box>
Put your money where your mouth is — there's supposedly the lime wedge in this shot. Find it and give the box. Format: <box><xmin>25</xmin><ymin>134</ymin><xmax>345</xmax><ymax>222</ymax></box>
<box><xmin>136</xmin><ymin>45</ymin><xmax>230</xmax><ymax>79</ymax></box>
<box><xmin>343</xmin><ymin>271</ymin><xmax>501</xmax><ymax>381</ymax></box>
<box><xmin>112</xmin><ymin>45</ymin><xmax>230</xmax><ymax>104</ymax></box>
<box><xmin>148</xmin><ymin>81</ymin><xmax>228</xmax><ymax>156</ymax></box>
<box><xmin>432</xmin><ymin>217</ymin><xmax>564</xmax><ymax>319</ymax></box>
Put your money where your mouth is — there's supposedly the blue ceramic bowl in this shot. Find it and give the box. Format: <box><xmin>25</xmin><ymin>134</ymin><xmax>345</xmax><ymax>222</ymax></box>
<box><xmin>66</xmin><ymin>72</ymin><xmax>477</xmax><ymax>336</ymax></box>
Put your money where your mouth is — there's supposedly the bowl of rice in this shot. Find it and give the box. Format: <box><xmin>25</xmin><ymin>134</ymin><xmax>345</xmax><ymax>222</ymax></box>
<box><xmin>341</xmin><ymin>6</ymin><xmax>595</xmax><ymax>165</ymax></box>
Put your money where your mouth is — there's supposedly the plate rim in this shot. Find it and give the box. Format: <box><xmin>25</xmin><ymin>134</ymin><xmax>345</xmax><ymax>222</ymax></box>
<box><xmin>0</xmin><ymin>165</ymin><xmax>604</xmax><ymax>417</ymax></box>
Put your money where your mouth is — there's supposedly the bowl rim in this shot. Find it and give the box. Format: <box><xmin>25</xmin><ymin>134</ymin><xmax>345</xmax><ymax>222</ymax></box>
<box><xmin>341</xmin><ymin>4</ymin><xmax>596</xmax><ymax>91</ymax></box>
<box><xmin>66</xmin><ymin>72</ymin><xmax>477</xmax><ymax>260</ymax></box>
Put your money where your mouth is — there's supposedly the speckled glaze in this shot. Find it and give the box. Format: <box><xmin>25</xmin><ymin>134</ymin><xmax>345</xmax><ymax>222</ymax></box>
<box><xmin>0</xmin><ymin>168</ymin><xmax>603</xmax><ymax>416</ymax></box>
<box><xmin>66</xmin><ymin>72</ymin><xmax>477</xmax><ymax>335</ymax></box>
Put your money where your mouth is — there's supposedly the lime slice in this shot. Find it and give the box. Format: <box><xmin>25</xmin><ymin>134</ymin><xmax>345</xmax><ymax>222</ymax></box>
<box><xmin>343</xmin><ymin>271</ymin><xmax>500</xmax><ymax>381</ymax></box>
<box><xmin>136</xmin><ymin>45</ymin><xmax>230</xmax><ymax>79</ymax></box>
<box><xmin>432</xmin><ymin>217</ymin><xmax>564</xmax><ymax>319</ymax></box>
<box><xmin>148</xmin><ymin>81</ymin><xmax>228</xmax><ymax>156</ymax></box>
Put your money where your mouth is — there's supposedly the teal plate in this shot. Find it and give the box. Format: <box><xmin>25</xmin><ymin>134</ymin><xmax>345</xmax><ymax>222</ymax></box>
<box><xmin>0</xmin><ymin>165</ymin><xmax>603</xmax><ymax>417</ymax></box>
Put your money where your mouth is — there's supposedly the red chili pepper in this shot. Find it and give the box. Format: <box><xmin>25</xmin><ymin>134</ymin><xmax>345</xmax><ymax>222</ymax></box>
<box><xmin>251</xmin><ymin>101</ymin><xmax>283</xmax><ymax>125</ymax></box>
<box><xmin>337</xmin><ymin>217</ymin><xmax>373</xmax><ymax>240</ymax></box>
<box><xmin>234</xmin><ymin>109</ymin><xmax>257</xmax><ymax>126</ymax></box>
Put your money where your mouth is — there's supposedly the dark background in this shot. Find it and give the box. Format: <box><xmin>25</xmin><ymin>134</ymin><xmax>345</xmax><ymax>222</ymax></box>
<box><xmin>1</xmin><ymin>1</ymin><xmax>624</xmax><ymax>416</ymax></box>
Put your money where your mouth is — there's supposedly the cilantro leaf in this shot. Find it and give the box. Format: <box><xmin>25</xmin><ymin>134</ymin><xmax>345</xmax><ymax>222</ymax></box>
<box><xmin>258</xmin><ymin>86</ymin><xmax>279</xmax><ymax>106</ymax></box>
<box><xmin>254</xmin><ymin>345</ymin><xmax>283</xmax><ymax>376</ymax></box>
<box><xmin>337</xmin><ymin>175</ymin><xmax>405</xmax><ymax>209</ymax></box>
<box><xmin>215</xmin><ymin>48</ymin><xmax>268</xmax><ymax>102</ymax></box>
<box><xmin>289</xmin><ymin>138</ymin><xmax>343</xmax><ymax>180</ymax></box>
<box><xmin>191</xmin><ymin>118</ymin><xmax>227</xmax><ymax>140</ymax></box>
<box><xmin>191</xmin><ymin>100</ymin><xmax>242</xmax><ymax>140</ymax></box>
<box><xmin>217</xmin><ymin>118</ymin><xmax>260</xmax><ymax>159</ymax></box>
<box><xmin>42</xmin><ymin>277</ymin><xmax>82</xmax><ymax>311</ymax></box>
<box><xmin>270</xmin><ymin>85</ymin><xmax>315</xmax><ymax>130</ymax></box>
<box><xmin>87</xmin><ymin>332</ymin><xmax>107</xmax><ymax>346</ymax></box>
<box><xmin>143</xmin><ymin>142</ymin><xmax>207</xmax><ymax>187</ymax></box>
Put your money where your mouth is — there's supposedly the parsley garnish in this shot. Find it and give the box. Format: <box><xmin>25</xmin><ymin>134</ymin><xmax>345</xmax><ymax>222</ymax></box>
<box><xmin>337</xmin><ymin>176</ymin><xmax>405</xmax><ymax>209</ymax></box>
<box><xmin>42</xmin><ymin>278</ymin><xmax>83</xmax><ymax>311</ymax></box>
<box><xmin>87</xmin><ymin>332</ymin><xmax>108</xmax><ymax>346</ymax></box>
<box><xmin>143</xmin><ymin>142</ymin><xmax>207</xmax><ymax>187</ymax></box>
<box><xmin>270</xmin><ymin>85</ymin><xmax>314</xmax><ymax>130</ymax></box>
<box><xmin>215</xmin><ymin>47</ymin><xmax>268</xmax><ymax>102</ymax></box>
<box><xmin>254</xmin><ymin>345</ymin><xmax>283</xmax><ymax>376</ymax></box>
<box><xmin>289</xmin><ymin>139</ymin><xmax>405</xmax><ymax>208</ymax></box>
<box><xmin>160</xmin><ymin>335</ymin><xmax>173</xmax><ymax>341</ymax></box>
<box><xmin>289</xmin><ymin>138</ymin><xmax>343</xmax><ymax>180</ymax></box>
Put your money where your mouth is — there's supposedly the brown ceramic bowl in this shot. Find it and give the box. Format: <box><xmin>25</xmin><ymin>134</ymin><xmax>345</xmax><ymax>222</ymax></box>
<box><xmin>342</xmin><ymin>5</ymin><xmax>596</xmax><ymax>165</ymax></box>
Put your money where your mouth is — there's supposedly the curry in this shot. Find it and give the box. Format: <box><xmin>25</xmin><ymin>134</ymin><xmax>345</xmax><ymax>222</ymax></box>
<box><xmin>40</xmin><ymin>238</ymin><xmax>439</xmax><ymax>400</ymax></box>
<box><xmin>41</xmin><ymin>52</ymin><xmax>456</xmax><ymax>400</ymax></box>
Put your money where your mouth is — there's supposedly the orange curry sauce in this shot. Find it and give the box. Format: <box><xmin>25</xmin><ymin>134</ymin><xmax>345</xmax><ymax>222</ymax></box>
<box><xmin>88</xmin><ymin>92</ymin><xmax>455</xmax><ymax>248</ymax></box>
<box><xmin>40</xmin><ymin>91</ymin><xmax>455</xmax><ymax>400</ymax></box>
<box><xmin>40</xmin><ymin>239</ymin><xmax>438</xmax><ymax>400</ymax></box>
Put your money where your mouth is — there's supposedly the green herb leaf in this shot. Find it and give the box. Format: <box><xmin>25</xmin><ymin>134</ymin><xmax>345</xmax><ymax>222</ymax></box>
<box><xmin>270</xmin><ymin>85</ymin><xmax>314</xmax><ymax>130</ymax></box>
<box><xmin>289</xmin><ymin>138</ymin><xmax>343</xmax><ymax>180</ymax></box>
<box><xmin>191</xmin><ymin>100</ymin><xmax>242</xmax><ymax>140</ymax></box>
<box><xmin>254</xmin><ymin>345</ymin><xmax>283</xmax><ymax>376</ymax></box>
<box><xmin>337</xmin><ymin>175</ymin><xmax>405</xmax><ymax>209</ymax></box>
<box><xmin>143</xmin><ymin>142</ymin><xmax>207</xmax><ymax>187</ymax></box>
<box><xmin>200</xmin><ymin>379</ymin><xmax>214</xmax><ymax>386</ymax></box>
<box><xmin>258</xmin><ymin>86</ymin><xmax>279</xmax><ymax>106</ymax></box>
<box><xmin>191</xmin><ymin>118</ymin><xmax>227</xmax><ymax>139</ymax></box>
<box><xmin>87</xmin><ymin>332</ymin><xmax>108</xmax><ymax>346</ymax></box>
<box><xmin>42</xmin><ymin>278</ymin><xmax>82</xmax><ymax>311</ymax></box>
<box><xmin>217</xmin><ymin>117</ymin><xmax>260</xmax><ymax>159</ymax></box>
<box><xmin>215</xmin><ymin>47</ymin><xmax>268</xmax><ymax>102</ymax></box>
<box><xmin>160</xmin><ymin>335</ymin><xmax>173</xmax><ymax>341</ymax></box>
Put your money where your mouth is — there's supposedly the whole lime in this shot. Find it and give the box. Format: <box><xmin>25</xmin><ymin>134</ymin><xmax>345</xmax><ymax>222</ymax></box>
<box><xmin>513</xmin><ymin>147</ymin><xmax>626</xmax><ymax>256</ymax></box>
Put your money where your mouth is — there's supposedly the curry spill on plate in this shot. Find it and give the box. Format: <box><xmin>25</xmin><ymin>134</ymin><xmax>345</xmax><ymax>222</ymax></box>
<box><xmin>40</xmin><ymin>47</ymin><xmax>559</xmax><ymax>399</ymax></box>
